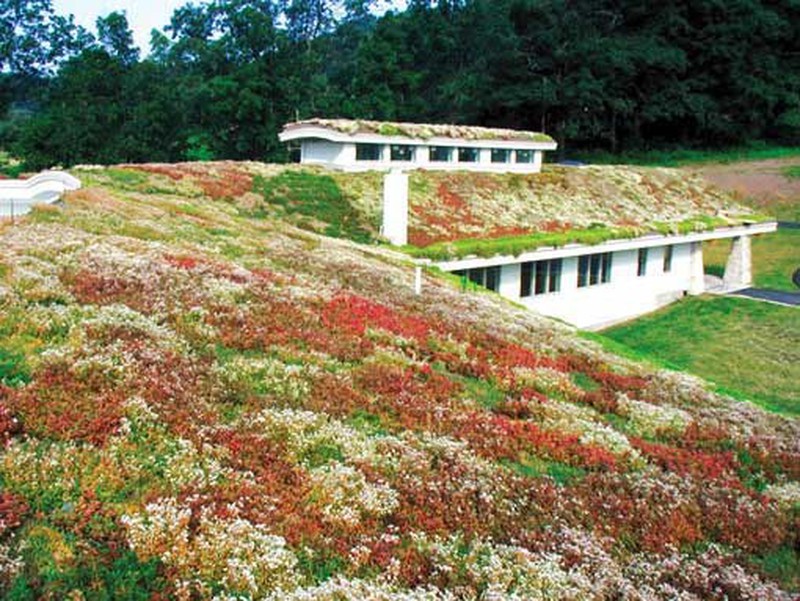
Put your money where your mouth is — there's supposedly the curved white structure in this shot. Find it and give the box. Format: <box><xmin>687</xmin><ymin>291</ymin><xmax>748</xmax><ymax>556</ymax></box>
<box><xmin>0</xmin><ymin>171</ymin><xmax>81</xmax><ymax>218</ymax></box>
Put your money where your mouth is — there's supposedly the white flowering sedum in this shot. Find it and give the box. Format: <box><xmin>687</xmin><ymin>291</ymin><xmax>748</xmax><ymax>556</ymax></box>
<box><xmin>122</xmin><ymin>498</ymin><xmax>301</xmax><ymax>598</ymax></box>
<box><xmin>309</xmin><ymin>463</ymin><xmax>399</xmax><ymax>526</ymax></box>
<box><xmin>617</xmin><ymin>395</ymin><xmax>692</xmax><ymax>438</ymax></box>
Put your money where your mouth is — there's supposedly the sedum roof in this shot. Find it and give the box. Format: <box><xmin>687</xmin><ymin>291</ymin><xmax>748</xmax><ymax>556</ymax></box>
<box><xmin>401</xmin><ymin>165</ymin><xmax>767</xmax><ymax>250</ymax></box>
<box><xmin>282</xmin><ymin>118</ymin><xmax>556</xmax><ymax>143</ymax></box>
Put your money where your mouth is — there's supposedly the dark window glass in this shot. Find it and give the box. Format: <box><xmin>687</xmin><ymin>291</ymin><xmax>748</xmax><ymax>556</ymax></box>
<box><xmin>356</xmin><ymin>143</ymin><xmax>382</xmax><ymax>161</ymax></box>
<box><xmin>601</xmin><ymin>253</ymin><xmax>612</xmax><ymax>283</ymax></box>
<box><xmin>534</xmin><ymin>261</ymin><xmax>547</xmax><ymax>295</ymax></box>
<box><xmin>589</xmin><ymin>254</ymin><xmax>601</xmax><ymax>285</ymax></box>
<box><xmin>429</xmin><ymin>146</ymin><xmax>452</xmax><ymax>162</ymax></box>
<box><xmin>663</xmin><ymin>246</ymin><xmax>673</xmax><ymax>272</ymax></box>
<box><xmin>458</xmin><ymin>147</ymin><xmax>479</xmax><ymax>162</ymax></box>
<box><xmin>520</xmin><ymin>262</ymin><xmax>533</xmax><ymax>297</ymax></box>
<box><xmin>637</xmin><ymin>248</ymin><xmax>648</xmax><ymax>277</ymax></box>
<box><xmin>578</xmin><ymin>253</ymin><xmax>611</xmax><ymax>287</ymax></box>
<box><xmin>485</xmin><ymin>266</ymin><xmax>500</xmax><ymax>292</ymax></box>
<box><xmin>516</xmin><ymin>150</ymin><xmax>534</xmax><ymax>163</ymax></box>
<box><xmin>390</xmin><ymin>145</ymin><xmax>415</xmax><ymax>161</ymax></box>
<box><xmin>549</xmin><ymin>259</ymin><xmax>562</xmax><ymax>292</ymax></box>
<box><xmin>578</xmin><ymin>256</ymin><xmax>589</xmax><ymax>288</ymax></box>
<box><xmin>491</xmin><ymin>149</ymin><xmax>511</xmax><ymax>163</ymax></box>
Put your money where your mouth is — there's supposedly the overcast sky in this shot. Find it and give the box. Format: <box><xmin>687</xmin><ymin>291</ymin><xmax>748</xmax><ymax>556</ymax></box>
<box><xmin>51</xmin><ymin>1</ymin><xmax>407</xmax><ymax>55</ymax></box>
<box><xmin>52</xmin><ymin>0</ymin><xmax>190</xmax><ymax>53</ymax></box>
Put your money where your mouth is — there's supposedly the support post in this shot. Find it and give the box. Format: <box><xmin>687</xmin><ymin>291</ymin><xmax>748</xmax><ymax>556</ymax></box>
<box><xmin>382</xmin><ymin>169</ymin><xmax>409</xmax><ymax>246</ymax></box>
<box><xmin>688</xmin><ymin>241</ymin><xmax>705</xmax><ymax>295</ymax></box>
<box><xmin>414</xmin><ymin>266</ymin><xmax>422</xmax><ymax>295</ymax></box>
<box><xmin>723</xmin><ymin>235</ymin><xmax>752</xmax><ymax>289</ymax></box>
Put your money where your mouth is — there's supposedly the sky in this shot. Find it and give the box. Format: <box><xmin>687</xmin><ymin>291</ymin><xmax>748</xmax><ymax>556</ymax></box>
<box><xmin>52</xmin><ymin>0</ymin><xmax>189</xmax><ymax>53</ymax></box>
<box><xmin>51</xmin><ymin>1</ymin><xmax>407</xmax><ymax>55</ymax></box>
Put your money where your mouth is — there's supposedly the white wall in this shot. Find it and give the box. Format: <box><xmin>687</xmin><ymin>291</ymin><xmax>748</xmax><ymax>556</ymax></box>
<box><xmin>301</xmin><ymin>139</ymin><xmax>349</xmax><ymax>165</ymax></box>
<box><xmin>487</xmin><ymin>243</ymin><xmax>694</xmax><ymax>329</ymax></box>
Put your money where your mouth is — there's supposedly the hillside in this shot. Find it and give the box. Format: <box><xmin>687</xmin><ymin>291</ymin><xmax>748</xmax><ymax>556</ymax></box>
<box><xmin>0</xmin><ymin>162</ymin><xmax>798</xmax><ymax>599</ymax></box>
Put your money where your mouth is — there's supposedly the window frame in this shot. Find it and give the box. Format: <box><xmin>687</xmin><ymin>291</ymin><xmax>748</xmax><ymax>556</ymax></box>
<box><xmin>520</xmin><ymin>259</ymin><xmax>562</xmax><ymax>297</ymax></box>
<box><xmin>458</xmin><ymin>147</ymin><xmax>479</xmax><ymax>163</ymax></box>
<box><xmin>515</xmin><ymin>149</ymin><xmax>534</xmax><ymax>164</ymax></box>
<box><xmin>429</xmin><ymin>146</ymin><xmax>453</xmax><ymax>163</ymax></box>
<box><xmin>663</xmin><ymin>245</ymin><xmax>673</xmax><ymax>273</ymax></box>
<box><xmin>637</xmin><ymin>248</ymin><xmax>648</xmax><ymax>277</ymax></box>
<box><xmin>390</xmin><ymin>144</ymin><xmax>416</xmax><ymax>162</ymax></box>
<box><xmin>355</xmin><ymin>143</ymin><xmax>382</xmax><ymax>162</ymax></box>
<box><xmin>577</xmin><ymin>252</ymin><xmax>613</xmax><ymax>288</ymax></box>
<box><xmin>491</xmin><ymin>148</ymin><xmax>511</xmax><ymax>163</ymax></box>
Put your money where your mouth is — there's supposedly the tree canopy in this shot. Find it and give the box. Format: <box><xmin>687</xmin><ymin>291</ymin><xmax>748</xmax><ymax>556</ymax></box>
<box><xmin>3</xmin><ymin>0</ymin><xmax>800</xmax><ymax>168</ymax></box>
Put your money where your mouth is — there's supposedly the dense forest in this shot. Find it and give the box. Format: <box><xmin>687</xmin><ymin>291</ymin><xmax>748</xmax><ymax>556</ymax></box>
<box><xmin>2</xmin><ymin>0</ymin><xmax>800</xmax><ymax>169</ymax></box>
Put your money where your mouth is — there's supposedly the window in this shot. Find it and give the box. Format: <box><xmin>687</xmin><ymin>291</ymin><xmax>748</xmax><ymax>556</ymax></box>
<box><xmin>429</xmin><ymin>146</ymin><xmax>453</xmax><ymax>162</ymax></box>
<box><xmin>515</xmin><ymin>150</ymin><xmax>534</xmax><ymax>163</ymax></box>
<box><xmin>577</xmin><ymin>252</ymin><xmax>612</xmax><ymax>288</ymax></box>
<box><xmin>458</xmin><ymin>147</ymin><xmax>479</xmax><ymax>163</ymax></box>
<box><xmin>356</xmin><ymin>143</ymin><xmax>382</xmax><ymax>161</ymax></box>
<box><xmin>520</xmin><ymin>259</ymin><xmax>562</xmax><ymax>297</ymax></box>
<box><xmin>663</xmin><ymin>245</ymin><xmax>673</xmax><ymax>273</ymax></box>
<box><xmin>453</xmin><ymin>266</ymin><xmax>501</xmax><ymax>292</ymax></box>
<box><xmin>390</xmin><ymin>145</ymin><xmax>415</xmax><ymax>162</ymax></box>
<box><xmin>491</xmin><ymin>149</ymin><xmax>511</xmax><ymax>163</ymax></box>
<box><xmin>637</xmin><ymin>248</ymin><xmax>648</xmax><ymax>277</ymax></box>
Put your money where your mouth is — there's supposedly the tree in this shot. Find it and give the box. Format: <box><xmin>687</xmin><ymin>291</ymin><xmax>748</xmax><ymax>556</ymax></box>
<box><xmin>96</xmin><ymin>11</ymin><xmax>139</xmax><ymax>65</ymax></box>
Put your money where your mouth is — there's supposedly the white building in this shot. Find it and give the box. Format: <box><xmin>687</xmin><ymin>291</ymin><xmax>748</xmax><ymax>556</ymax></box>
<box><xmin>279</xmin><ymin>119</ymin><xmax>557</xmax><ymax>173</ymax></box>
<box><xmin>280</xmin><ymin>119</ymin><xmax>776</xmax><ymax>329</ymax></box>
<box><xmin>435</xmin><ymin>224</ymin><xmax>772</xmax><ymax>329</ymax></box>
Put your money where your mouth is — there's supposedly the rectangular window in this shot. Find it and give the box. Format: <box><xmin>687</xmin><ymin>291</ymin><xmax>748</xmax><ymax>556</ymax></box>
<box><xmin>578</xmin><ymin>253</ymin><xmax>612</xmax><ymax>288</ymax></box>
<box><xmin>520</xmin><ymin>262</ymin><xmax>533</xmax><ymax>297</ymax></box>
<box><xmin>458</xmin><ymin>147</ymin><xmax>479</xmax><ymax>163</ymax></box>
<box><xmin>356</xmin><ymin>143</ymin><xmax>382</xmax><ymax>161</ymax></box>
<box><xmin>429</xmin><ymin>146</ymin><xmax>452</xmax><ymax>162</ymax></box>
<box><xmin>515</xmin><ymin>149</ymin><xmax>534</xmax><ymax>163</ymax></box>
<box><xmin>491</xmin><ymin>149</ymin><xmax>511</xmax><ymax>163</ymax></box>
<box><xmin>637</xmin><ymin>248</ymin><xmax>648</xmax><ymax>277</ymax></box>
<box><xmin>663</xmin><ymin>245</ymin><xmax>673</xmax><ymax>273</ymax></box>
<box><xmin>453</xmin><ymin>266</ymin><xmax>500</xmax><ymax>292</ymax></box>
<box><xmin>390</xmin><ymin>145</ymin><xmax>415</xmax><ymax>162</ymax></box>
<box><xmin>520</xmin><ymin>259</ymin><xmax>562</xmax><ymax>297</ymax></box>
<box><xmin>601</xmin><ymin>252</ymin><xmax>612</xmax><ymax>283</ymax></box>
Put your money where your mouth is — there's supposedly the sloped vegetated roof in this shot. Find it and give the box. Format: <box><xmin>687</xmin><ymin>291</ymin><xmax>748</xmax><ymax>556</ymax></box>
<box><xmin>0</xmin><ymin>162</ymin><xmax>796</xmax><ymax>600</ymax></box>
<box><xmin>403</xmin><ymin>165</ymin><xmax>769</xmax><ymax>253</ymax></box>
<box><xmin>283</xmin><ymin>118</ymin><xmax>556</xmax><ymax>143</ymax></box>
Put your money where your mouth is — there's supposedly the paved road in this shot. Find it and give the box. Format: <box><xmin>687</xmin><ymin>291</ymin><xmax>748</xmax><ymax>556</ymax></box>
<box><xmin>733</xmin><ymin>288</ymin><xmax>800</xmax><ymax>306</ymax></box>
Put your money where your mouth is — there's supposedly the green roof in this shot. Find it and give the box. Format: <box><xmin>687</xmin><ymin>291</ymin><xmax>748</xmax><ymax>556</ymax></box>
<box><xmin>285</xmin><ymin>118</ymin><xmax>556</xmax><ymax>143</ymax></box>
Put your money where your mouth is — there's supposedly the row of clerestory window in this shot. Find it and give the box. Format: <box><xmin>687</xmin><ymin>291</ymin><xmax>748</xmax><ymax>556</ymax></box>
<box><xmin>452</xmin><ymin>247</ymin><xmax>675</xmax><ymax>297</ymax></box>
<box><xmin>355</xmin><ymin>143</ymin><xmax>536</xmax><ymax>164</ymax></box>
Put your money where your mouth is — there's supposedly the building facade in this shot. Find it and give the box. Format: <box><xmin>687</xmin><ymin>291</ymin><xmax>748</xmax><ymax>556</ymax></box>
<box><xmin>279</xmin><ymin>119</ymin><xmax>557</xmax><ymax>173</ymax></box>
<box><xmin>434</xmin><ymin>224</ymin><xmax>772</xmax><ymax>329</ymax></box>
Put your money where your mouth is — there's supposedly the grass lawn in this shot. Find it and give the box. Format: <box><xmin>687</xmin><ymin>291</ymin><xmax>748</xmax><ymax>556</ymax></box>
<box><xmin>704</xmin><ymin>229</ymin><xmax>800</xmax><ymax>291</ymax></box>
<box><xmin>573</xmin><ymin>144</ymin><xmax>800</xmax><ymax>167</ymax></box>
<box><xmin>601</xmin><ymin>296</ymin><xmax>800</xmax><ymax>416</ymax></box>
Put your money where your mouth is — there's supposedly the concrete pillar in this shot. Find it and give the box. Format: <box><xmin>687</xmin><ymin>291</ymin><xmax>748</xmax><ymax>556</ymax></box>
<box><xmin>723</xmin><ymin>235</ymin><xmax>752</xmax><ymax>289</ymax></box>
<box><xmin>382</xmin><ymin>170</ymin><xmax>409</xmax><ymax>246</ymax></box>
<box><xmin>533</xmin><ymin>151</ymin><xmax>543</xmax><ymax>173</ymax></box>
<box><xmin>688</xmin><ymin>241</ymin><xmax>705</xmax><ymax>295</ymax></box>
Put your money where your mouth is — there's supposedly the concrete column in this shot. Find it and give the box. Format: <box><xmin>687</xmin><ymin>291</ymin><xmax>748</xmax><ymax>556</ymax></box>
<box><xmin>688</xmin><ymin>241</ymin><xmax>705</xmax><ymax>295</ymax></box>
<box><xmin>533</xmin><ymin>151</ymin><xmax>543</xmax><ymax>173</ymax></box>
<box><xmin>723</xmin><ymin>235</ymin><xmax>752</xmax><ymax>289</ymax></box>
<box><xmin>382</xmin><ymin>170</ymin><xmax>409</xmax><ymax>246</ymax></box>
<box><xmin>499</xmin><ymin>263</ymin><xmax>521</xmax><ymax>299</ymax></box>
